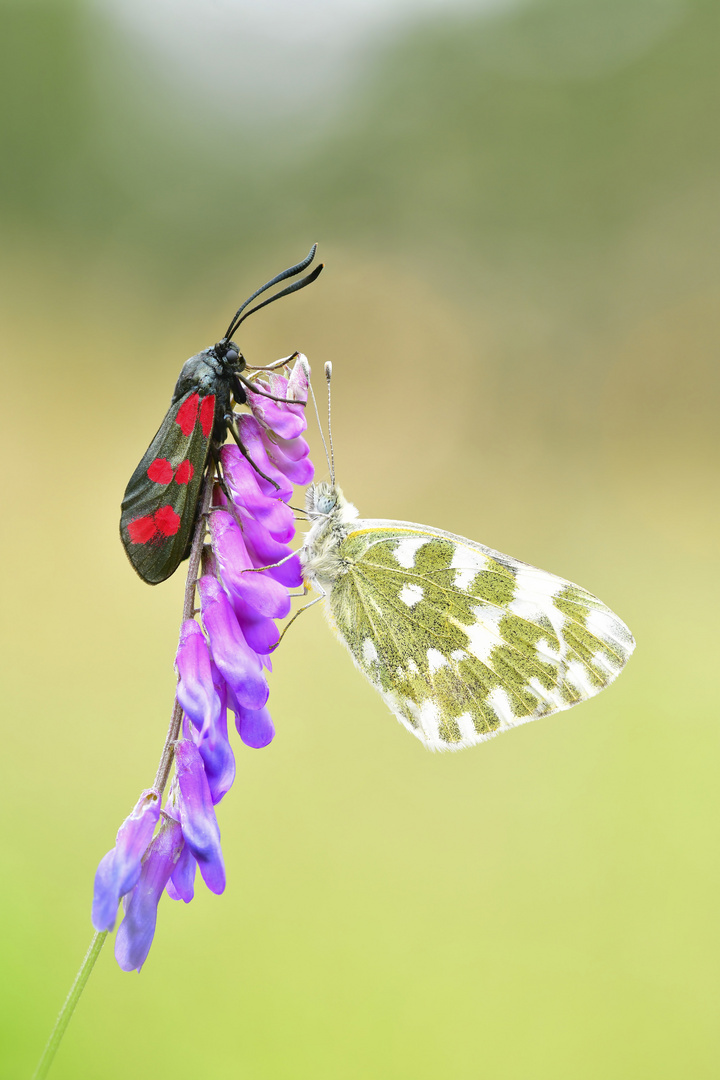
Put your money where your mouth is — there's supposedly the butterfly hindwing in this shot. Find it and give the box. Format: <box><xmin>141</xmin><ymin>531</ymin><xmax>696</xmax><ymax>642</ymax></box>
<box><xmin>323</xmin><ymin>520</ymin><xmax>635</xmax><ymax>751</ymax></box>
<box><xmin>120</xmin><ymin>391</ymin><xmax>218</xmax><ymax>584</ymax></box>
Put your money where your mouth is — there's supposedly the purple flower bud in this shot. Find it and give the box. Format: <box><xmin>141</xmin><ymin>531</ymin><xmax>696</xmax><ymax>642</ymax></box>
<box><xmin>231</xmin><ymin>699</ymin><xmax>276</xmax><ymax>749</ymax></box>
<box><xmin>198</xmin><ymin>574</ymin><xmax>269</xmax><ymax>711</ymax></box>
<box><xmin>210</xmin><ymin>510</ymin><xmax>292</xmax><ymax>619</ymax></box>
<box><xmin>92</xmin><ymin>789</ymin><xmax>161</xmax><ymax>932</ymax></box>
<box><xmin>237</xmin><ymin>508</ymin><xmax>303</xmax><ymax>589</ymax></box>
<box><xmin>286</xmin><ymin>354</ymin><xmax>310</xmax><ymax>411</ymax></box>
<box><xmin>175</xmin><ymin>619</ymin><xmax>222</xmax><ymax>738</ymax></box>
<box><xmin>114</xmin><ymin>818</ymin><xmax>184</xmax><ymax>971</ymax></box>
<box><xmin>175</xmin><ymin>739</ymin><xmax>225</xmax><ymax>894</ymax></box>
<box><xmin>220</xmin><ymin>445</ymin><xmax>294</xmax><ymax>537</ymax></box>
<box><xmin>166</xmin><ymin>840</ymin><xmax>197</xmax><ymax>903</ymax></box>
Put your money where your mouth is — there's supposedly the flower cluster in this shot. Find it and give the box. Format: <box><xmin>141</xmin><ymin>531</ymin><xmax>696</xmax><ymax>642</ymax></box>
<box><xmin>92</xmin><ymin>355</ymin><xmax>314</xmax><ymax>971</ymax></box>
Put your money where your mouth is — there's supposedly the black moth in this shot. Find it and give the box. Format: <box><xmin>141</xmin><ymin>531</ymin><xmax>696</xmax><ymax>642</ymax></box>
<box><xmin>120</xmin><ymin>245</ymin><xmax>323</xmax><ymax>585</ymax></box>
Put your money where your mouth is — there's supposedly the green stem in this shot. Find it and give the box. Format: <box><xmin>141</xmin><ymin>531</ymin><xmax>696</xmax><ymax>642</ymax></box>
<box><xmin>33</xmin><ymin>931</ymin><xmax>107</xmax><ymax>1080</ymax></box>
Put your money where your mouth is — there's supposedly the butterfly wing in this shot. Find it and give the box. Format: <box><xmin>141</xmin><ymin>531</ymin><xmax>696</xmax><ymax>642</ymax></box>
<box><xmin>325</xmin><ymin>520</ymin><xmax>635</xmax><ymax>751</ymax></box>
<box><xmin>120</xmin><ymin>391</ymin><xmax>218</xmax><ymax>584</ymax></box>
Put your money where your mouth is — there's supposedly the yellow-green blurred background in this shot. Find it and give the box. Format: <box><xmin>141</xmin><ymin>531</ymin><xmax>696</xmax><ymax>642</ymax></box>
<box><xmin>1</xmin><ymin>0</ymin><xmax>718</xmax><ymax>1076</ymax></box>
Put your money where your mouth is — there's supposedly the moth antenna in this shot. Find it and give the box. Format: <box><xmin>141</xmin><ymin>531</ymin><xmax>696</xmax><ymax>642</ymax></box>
<box><xmin>224</xmin><ymin>245</ymin><xmax>323</xmax><ymax>341</ymax></box>
<box><xmin>325</xmin><ymin>361</ymin><xmax>336</xmax><ymax>487</ymax></box>
<box><xmin>309</xmin><ymin>377</ymin><xmax>332</xmax><ymax>481</ymax></box>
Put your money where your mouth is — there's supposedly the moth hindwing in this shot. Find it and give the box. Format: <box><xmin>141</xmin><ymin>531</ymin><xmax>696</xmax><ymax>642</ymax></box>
<box><xmin>119</xmin><ymin>245</ymin><xmax>323</xmax><ymax>584</ymax></box>
<box><xmin>300</xmin><ymin>482</ymin><xmax>635</xmax><ymax>752</ymax></box>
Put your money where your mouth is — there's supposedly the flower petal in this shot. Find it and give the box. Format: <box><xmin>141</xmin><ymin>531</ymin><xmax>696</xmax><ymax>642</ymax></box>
<box><xmin>184</xmin><ymin>681</ymin><xmax>236</xmax><ymax>806</ymax></box>
<box><xmin>92</xmin><ymin>789</ymin><xmax>161</xmax><ymax>932</ymax></box>
<box><xmin>230</xmin><ymin>594</ymin><xmax>280</xmax><ymax>654</ymax></box>
<box><xmin>235</xmin><ymin>415</ymin><xmax>295</xmax><ymax>501</ymax></box>
<box><xmin>230</xmin><ymin>697</ymin><xmax>276</xmax><ymax>749</ymax></box>
<box><xmin>220</xmin><ymin>445</ymin><xmax>294</xmax><ymax>536</ymax></box>
<box><xmin>175</xmin><ymin>619</ymin><xmax>222</xmax><ymax>739</ymax></box>
<box><xmin>210</xmin><ymin>511</ymin><xmax>292</xmax><ymax>619</ymax></box>
<box><xmin>244</xmin><ymin>382</ymin><xmax>307</xmax><ymax>440</ymax></box>
<box><xmin>175</xmin><ymin>739</ymin><xmax>226</xmax><ymax>895</ymax></box>
<box><xmin>238</xmin><ymin>509</ymin><xmax>303</xmax><ymax>588</ymax></box>
<box><xmin>199</xmin><ymin>575</ymin><xmax>269</xmax><ymax>711</ymax></box>
<box><xmin>166</xmin><ymin>841</ymin><xmax>197</xmax><ymax>903</ymax></box>
<box><xmin>114</xmin><ymin>818</ymin><xmax>184</xmax><ymax>971</ymax></box>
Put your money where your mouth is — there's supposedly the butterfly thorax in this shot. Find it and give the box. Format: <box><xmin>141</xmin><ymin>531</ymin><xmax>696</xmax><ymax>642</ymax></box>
<box><xmin>301</xmin><ymin>482</ymin><xmax>359</xmax><ymax>590</ymax></box>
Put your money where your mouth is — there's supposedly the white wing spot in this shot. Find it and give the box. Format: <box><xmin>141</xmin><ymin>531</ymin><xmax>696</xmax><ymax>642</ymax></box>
<box><xmin>407</xmin><ymin>658</ymin><xmax>420</xmax><ymax>675</ymax></box>
<box><xmin>416</xmin><ymin>699</ymin><xmax>441</xmax><ymax>742</ymax></box>
<box><xmin>488</xmin><ymin>686</ymin><xmax>515</xmax><ymax>727</ymax></box>
<box><xmin>565</xmin><ymin>661</ymin><xmax>596</xmax><ymax>697</ymax></box>
<box><xmin>362</xmin><ymin>638</ymin><xmax>378</xmax><ymax>665</ymax></box>
<box><xmin>455</xmin><ymin>712</ymin><xmax>478</xmax><ymax>741</ymax></box>
<box><xmin>394</xmin><ymin>537</ymin><xmax>428</xmax><ymax>569</ymax></box>
<box><xmin>528</xmin><ymin>677</ymin><xmax>566</xmax><ymax>711</ymax></box>
<box><xmin>450</xmin><ymin>545</ymin><xmax>489</xmax><ymax>590</ymax></box>
<box><xmin>536</xmin><ymin>637</ymin><xmax>563</xmax><ymax>663</ymax></box>
<box><xmin>514</xmin><ymin>567</ymin><xmax>565</xmax><ymax>599</ymax></box>
<box><xmin>461</xmin><ymin>606</ymin><xmax>504</xmax><ymax>662</ymax></box>
<box><xmin>450</xmin><ymin>649</ymin><xmax>467</xmax><ymax>662</ymax></box>
<box><xmin>399</xmin><ymin>582</ymin><xmax>424</xmax><ymax>607</ymax></box>
<box><xmin>591</xmin><ymin>649</ymin><xmax>620</xmax><ymax>677</ymax></box>
<box><xmin>427</xmin><ymin>648</ymin><xmax>449</xmax><ymax>674</ymax></box>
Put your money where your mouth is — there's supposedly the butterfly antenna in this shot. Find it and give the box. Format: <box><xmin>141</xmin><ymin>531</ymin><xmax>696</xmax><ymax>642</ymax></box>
<box><xmin>325</xmin><ymin>361</ymin><xmax>336</xmax><ymax>486</ymax></box>
<box><xmin>223</xmin><ymin>245</ymin><xmax>323</xmax><ymax>341</ymax></box>
<box><xmin>309</xmin><ymin>376</ymin><xmax>332</xmax><ymax>480</ymax></box>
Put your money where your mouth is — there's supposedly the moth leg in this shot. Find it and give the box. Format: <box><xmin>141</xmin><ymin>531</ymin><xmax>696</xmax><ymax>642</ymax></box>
<box><xmin>236</xmin><ymin>370</ymin><xmax>306</xmax><ymax>406</ymax></box>
<box><xmin>224</xmin><ymin>413</ymin><xmax>280</xmax><ymax>492</ymax></box>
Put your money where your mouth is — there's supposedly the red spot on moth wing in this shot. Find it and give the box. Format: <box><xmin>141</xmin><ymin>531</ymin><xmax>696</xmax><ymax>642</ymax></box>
<box><xmin>154</xmin><ymin>505</ymin><xmax>182</xmax><ymax>537</ymax></box>
<box><xmin>176</xmin><ymin>393</ymin><xmax>200</xmax><ymax>435</ymax></box>
<box><xmin>175</xmin><ymin>459</ymin><xmax>194</xmax><ymax>485</ymax></box>
<box><xmin>147</xmin><ymin>458</ymin><xmax>174</xmax><ymax>484</ymax></box>
<box><xmin>199</xmin><ymin>395</ymin><xmax>215</xmax><ymax>437</ymax></box>
<box><xmin>127</xmin><ymin>515</ymin><xmax>158</xmax><ymax>544</ymax></box>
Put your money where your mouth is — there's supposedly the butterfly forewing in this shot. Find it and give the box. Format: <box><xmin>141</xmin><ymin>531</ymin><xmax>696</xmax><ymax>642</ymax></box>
<box><xmin>325</xmin><ymin>520</ymin><xmax>635</xmax><ymax>751</ymax></box>
<box><xmin>120</xmin><ymin>391</ymin><xmax>217</xmax><ymax>584</ymax></box>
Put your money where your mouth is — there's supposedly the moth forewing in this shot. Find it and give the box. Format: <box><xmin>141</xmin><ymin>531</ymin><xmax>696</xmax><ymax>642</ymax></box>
<box><xmin>120</xmin><ymin>390</ymin><xmax>217</xmax><ymax>585</ymax></box>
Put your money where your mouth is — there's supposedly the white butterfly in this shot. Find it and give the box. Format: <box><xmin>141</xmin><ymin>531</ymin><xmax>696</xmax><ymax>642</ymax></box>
<box><xmin>300</xmin><ymin>481</ymin><xmax>635</xmax><ymax>751</ymax></box>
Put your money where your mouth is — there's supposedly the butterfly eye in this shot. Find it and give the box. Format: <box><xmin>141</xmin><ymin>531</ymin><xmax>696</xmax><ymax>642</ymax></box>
<box><xmin>317</xmin><ymin>494</ymin><xmax>336</xmax><ymax>514</ymax></box>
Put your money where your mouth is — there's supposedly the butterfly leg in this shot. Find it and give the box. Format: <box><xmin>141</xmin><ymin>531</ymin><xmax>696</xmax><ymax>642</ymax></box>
<box><xmin>270</xmin><ymin>584</ymin><xmax>326</xmax><ymax>651</ymax></box>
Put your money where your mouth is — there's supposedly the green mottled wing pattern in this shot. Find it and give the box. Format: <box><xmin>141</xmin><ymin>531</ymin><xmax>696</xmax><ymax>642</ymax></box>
<box><xmin>324</xmin><ymin>520</ymin><xmax>635</xmax><ymax>751</ymax></box>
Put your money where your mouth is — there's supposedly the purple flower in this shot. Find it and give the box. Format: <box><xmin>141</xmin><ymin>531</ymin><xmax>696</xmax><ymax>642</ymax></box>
<box><xmin>115</xmin><ymin>818</ymin><xmax>185</xmax><ymax>971</ymax></box>
<box><xmin>92</xmin><ymin>789</ymin><xmax>160</xmax><ymax>932</ymax></box>
<box><xmin>175</xmin><ymin>739</ymin><xmax>225</xmax><ymax>895</ymax></box>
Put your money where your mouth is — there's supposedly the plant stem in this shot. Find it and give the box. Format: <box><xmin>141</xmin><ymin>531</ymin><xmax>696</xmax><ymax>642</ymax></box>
<box><xmin>33</xmin><ymin>931</ymin><xmax>107</xmax><ymax>1079</ymax></box>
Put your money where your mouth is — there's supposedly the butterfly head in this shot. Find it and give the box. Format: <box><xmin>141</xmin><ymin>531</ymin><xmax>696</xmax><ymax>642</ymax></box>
<box><xmin>305</xmin><ymin>481</ymin><xmax>358</xmax><ymax>525</ymax></box>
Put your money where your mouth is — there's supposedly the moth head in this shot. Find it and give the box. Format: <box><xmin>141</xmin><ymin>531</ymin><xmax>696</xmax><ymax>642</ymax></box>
<box><xmin>214</xmin><ymin>339</ymin><xmax>246</xmax><ymax>375</ymax></box>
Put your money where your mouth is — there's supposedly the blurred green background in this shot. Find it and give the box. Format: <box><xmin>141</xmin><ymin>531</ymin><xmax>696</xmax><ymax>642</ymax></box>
<box><xmin>1</xmin><ymin>0</ymin><xmax>718</xmax><ymax>1076</ymax></box>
